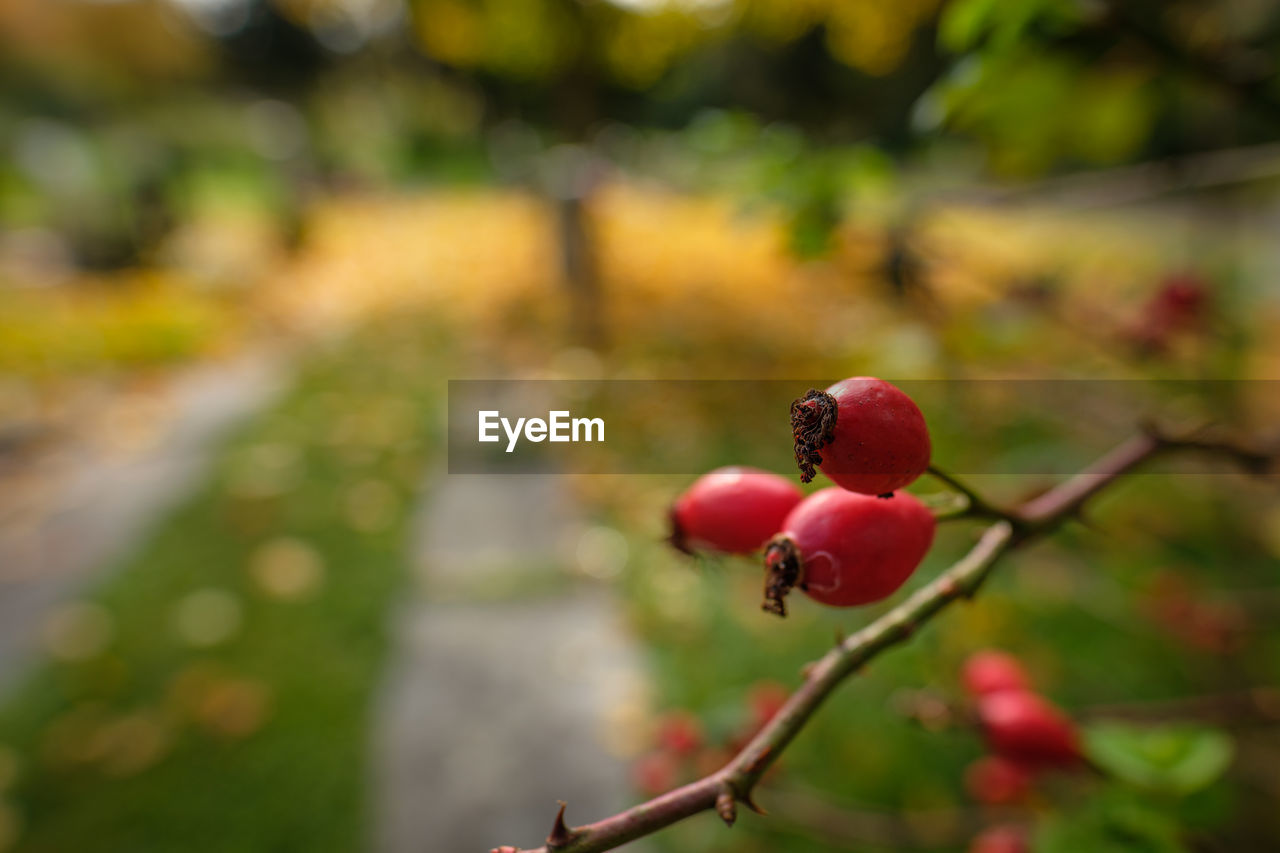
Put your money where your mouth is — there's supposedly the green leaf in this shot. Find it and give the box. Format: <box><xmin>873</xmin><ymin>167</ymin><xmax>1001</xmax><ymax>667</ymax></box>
<box><xmin>1035</xmin><ymin>787</ymin><xmax>1189</xmax><ymax>853</ymax></box>
<box><xmin>1084</xmin><ymin>723</ymin><xmax>1235</xmax><ymax>795</ymax></box>
<box><xmin>939</xmin><ymin>0</ymin><xmax>1086</xmax><ymax>54</ymax></box>
<box><xmin>939</xmin><ymin>0</ymin><xmax>1001</xmax><ymax>52</ymax></box>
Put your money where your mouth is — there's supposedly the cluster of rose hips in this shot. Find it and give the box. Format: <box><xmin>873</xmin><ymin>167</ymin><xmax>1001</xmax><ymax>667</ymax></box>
<box><xmin>669</xmin><ymin>377</ymin><xmax>935</xmax><ymax>616</ymax></box>
<box><xmin>962</xmin><ymin>649</ymin><xmax>1082</xmax><ymax>797</ymax></box>
<box><xmin>959</xmin><ymin>650</ymin><xmax>1083</xmax><ymax>852</ymax></box>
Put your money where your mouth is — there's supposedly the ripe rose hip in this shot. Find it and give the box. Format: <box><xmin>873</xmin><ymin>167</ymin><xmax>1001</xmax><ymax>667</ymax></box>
<box><xmin>790</xmin><ymin>377</ymin><xmax>931</xmax><ymax>495</ymax></box>
<box><xmin>968</xmin><ymin>825</ymin><xmax>1029</xmax><ymax>853</ymax></box>
<box><xmin>762</xmin><ymin>487</ymin><xmax>936</xmax><ymax>616</ymax></box>
<box><xmin>962</xmin><ymin>650</ymin><xmax>1031</xmax><ymax>697</ymax></box>
<box><xmin>978</xmin><ymin>689</ymin><xmax>1081</xmax><ymax>768</ymax></box>
<box><xmin>669</xmin><ymin>466</ymin><xmax>804</xmax><ymax>555</ymax></box>
<box><xmin>964</xmin><ymin>755</ymin><xmax>1034</xmax><ymax>805</ymax></box>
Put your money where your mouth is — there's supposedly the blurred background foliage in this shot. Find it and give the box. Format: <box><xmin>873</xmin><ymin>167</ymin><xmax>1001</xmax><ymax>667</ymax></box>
<box><xmin>1</xmin><ymin>1</ymin><xmax>1280</xmax><ymax>852</ymax></box>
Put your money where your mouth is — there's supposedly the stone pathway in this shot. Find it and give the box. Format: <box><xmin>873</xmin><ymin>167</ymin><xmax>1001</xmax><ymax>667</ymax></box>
<box><xmin>374</xmin><ymin>473</ymin><xmax>649</xmax><ymax>853</ymax></box>
<box><xmin>0</xmin><ymin>352</ymin><xmax>289</xmax><ymax>694</ymax></box>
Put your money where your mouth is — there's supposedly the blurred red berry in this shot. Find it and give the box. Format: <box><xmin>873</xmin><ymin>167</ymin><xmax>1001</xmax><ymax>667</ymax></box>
<box><xmin>1143</xmin><ymin>571</ymin><xmax>1195</xmax><ymax>627</ymax></box>
<box><xmin>763</xmin><ymin>487</ymin><xmax>935</xmax><ymax>615</ymax></box>
<box><xmin>1128</xmin><ymin>272</ymin><xmax>1211</xmax><ymax>354</ymax></box>
<box><xmin>631</xmin><ymin>751</ymin><xmax>679</xmax><ymax>796</ymax></box>
<box><xmin>962</xmin><ymin>650</ymin><xmax>1031</xmax><ymax>697</ymax></box>
<box><xmin>964</xmin><ymin>755</ymin><xmax>1035</xmax><ymax>805</ymax></box>
<box><xmin>1185</xmin><ymin>600</ymin><xmax>1250</xmax><ymax>655</ymax></box>
<box><xmin>790</xmin><ymin>377</ymin><xmax>931</xmax><ymax>495</ymax></box>
<box><xmin>669</xmin><ymin>467</ymin><xmax>803</xmax><ymax>555</ymax></box>
<box><xmin>1143</xmin><ymin>572</ymin><xmax>1249</xmax><ymax>654</ymax></box>
<box><xmin>1150</xmin><ymin>273</ymin><xmax>1209</xmax><ymax>331</ymax></box>
<box><xmin>747</xmin><ymin>680</ymin><xmax>790</xmax><ymax>731</ymax></box>
<box><xmin>968</xmin><ymin>825</ymin><xmax>1029</xmax><ymax>853</ymax></box>
<box><xmin>978</xmin><ymin>690</ymin><xmax>1080</xmax><ymax>768</ymax></box>
<box><xmin>655</xmin><ymin>711</ymin><xmax>704</xmax><ymax>757</ymax></box>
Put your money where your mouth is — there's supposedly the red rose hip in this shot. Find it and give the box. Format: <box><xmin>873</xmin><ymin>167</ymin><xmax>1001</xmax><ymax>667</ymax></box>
<box><xmin>670</xmin><ymin>466</ymin><xmax>804</xmax><ymax>555</ymax></box>
<box><xmin>962</xmin><ymin>650</ymin><xmax>1031</xmax><ymax>697</ymax></box>
<box><xmin>791</xmin><ymin>377</ymin><xmax>931</xmax><ymax>495</ymax></box>
<box><xmin>762</xmin><ymin>487</ymin><xmax>936</xmax><ymax>616</ymax></box>
<box><xmin>978</xmin><ymin>689</ymin><xmax>1081</xmax><ymax>768</ymax></box>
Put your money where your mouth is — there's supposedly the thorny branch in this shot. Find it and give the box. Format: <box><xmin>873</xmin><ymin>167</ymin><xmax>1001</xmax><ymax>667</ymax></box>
<box><xmin>497</xmin><ymin>425</ymin><xmax>1277</xmax><ymax>853</ymax></box>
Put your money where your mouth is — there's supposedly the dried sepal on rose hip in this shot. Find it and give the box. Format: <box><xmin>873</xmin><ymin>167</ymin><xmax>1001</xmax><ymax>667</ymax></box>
<box><xmin>762</xmin><ymin>487</ymin><xmax>936</xmax><ymax>616</ymax></box>
<box><xmin>790</xmin><ymin>377</ymin><xmax>931</xmax><ymax>495</ymax></box>
<box><xmin>669</xmin><ymin>466</ymin><xmax>804</xmax><ymax>556</ymax></box>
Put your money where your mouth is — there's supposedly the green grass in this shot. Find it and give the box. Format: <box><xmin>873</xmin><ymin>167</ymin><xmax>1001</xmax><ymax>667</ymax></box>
<box><xmin>0</xmin><ymin>319</ymin><xmax>450</xmax><ymax>853</ymax></box>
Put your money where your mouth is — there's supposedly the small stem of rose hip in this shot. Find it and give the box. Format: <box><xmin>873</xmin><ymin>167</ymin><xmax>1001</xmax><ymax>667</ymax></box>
<box><xmin>790</xmin><ymin>389</ymin><xmax>838</xmax><ymax>484</ymax></box>
<box><xmin>762</xmin><ymin>536</ymin><xmax>802</xmax><ymax>617</ymax></box>
<box><xmin>925</xmin><ymin>465</ymin><xmax>1011</xmax><ymax>523</ymax></box>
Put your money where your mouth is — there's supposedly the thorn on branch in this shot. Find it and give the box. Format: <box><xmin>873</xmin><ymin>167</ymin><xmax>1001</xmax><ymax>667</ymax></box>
<box><xmin>546</xmin><ymin>802</ymin><xmax>578</xmax><ymax>850</ymax></box>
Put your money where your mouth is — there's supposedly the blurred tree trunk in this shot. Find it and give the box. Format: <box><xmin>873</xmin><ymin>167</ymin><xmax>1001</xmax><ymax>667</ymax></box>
<box><xmin>549</xmin><ymin>29</ymin><xmax>606</xmax><ymax>350</ymax></box>
<box><xmin>555</xmin><ymin>190</ymin><xmax>604</xmax><ymax>349</ymax></box>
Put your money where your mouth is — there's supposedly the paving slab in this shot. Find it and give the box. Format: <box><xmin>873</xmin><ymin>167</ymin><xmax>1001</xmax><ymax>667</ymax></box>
<box><xmin>375</xmin><ymin>472</ymin><xmax>650</xmax><ymax>853</ymax></box>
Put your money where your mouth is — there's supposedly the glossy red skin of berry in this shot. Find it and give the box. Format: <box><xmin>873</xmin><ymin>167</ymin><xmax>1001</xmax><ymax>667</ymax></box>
<box><xmin>978</xmin><ymin>689</ymin><xmax>1081</xmax><ymax>768</ymax></box>
<box><xmin>671</xmin><ymin>467</ymin><xmax>803</xmax><ymax>555</ymax></box>
<box><xmin>964</xmin><ymin>756</ymin><xmax>1034</xmax><ymax>805</ymax></box>
<box><xmin>780</xmin><ymin>487</ymin><xmax>936</xmax><ymax>607</ymax></box>
<box><xmin>818</xmin><ymin>377</ymin><xmax>931</xmax><ymax>495</ymax></box>
<box><xmin>968</xmin><ymin>825</ymin><xmax>1029</xmax><ymax>853</ymax></box>
<box><xmin>962</xmin><ymin>650</ymin><xmax>1032</xmax><ymax>697</ymax></box>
